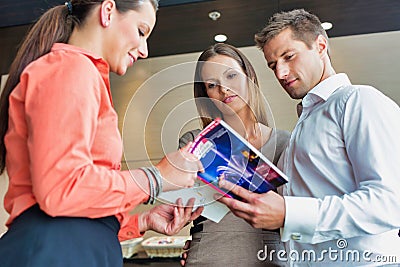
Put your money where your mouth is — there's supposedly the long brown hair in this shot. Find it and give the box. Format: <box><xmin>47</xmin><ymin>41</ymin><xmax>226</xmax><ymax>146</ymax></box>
<box><xmin>194</xmin><ymin>43</ymin><xmax>269</xmax><ymax>129</ymax></box>
<box><xmin>0</xmin><ymin>0</ymin><xmax>159</xmax><ymax>174</ymax></box>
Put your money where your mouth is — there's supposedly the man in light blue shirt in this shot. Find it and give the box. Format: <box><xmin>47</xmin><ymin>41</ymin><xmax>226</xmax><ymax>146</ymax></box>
<box><xmin>218</xmin><ymin>9</ymin><xmax>400</xmax><ymax>266</ymax></box>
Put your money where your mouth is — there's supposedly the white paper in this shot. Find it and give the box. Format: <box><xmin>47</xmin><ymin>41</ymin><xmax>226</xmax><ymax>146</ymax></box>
<box><xmin>158</xmin><ymin>180</ymin><xmax>229</xmax><ymax>223</ymax></box>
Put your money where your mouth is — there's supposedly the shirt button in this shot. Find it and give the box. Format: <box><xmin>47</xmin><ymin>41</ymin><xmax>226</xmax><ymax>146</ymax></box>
<box><xmin>291</xmin><ymin>233</ymin><xmax>302</xmax><ymax>241</ymax></box>
<box><xmin>127</xmin><ymin>231</ymin><xmax>134</xmax><ymax>236</ymax></box>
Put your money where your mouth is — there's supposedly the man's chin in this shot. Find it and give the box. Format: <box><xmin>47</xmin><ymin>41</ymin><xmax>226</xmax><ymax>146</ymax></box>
<box><xmin>285</xmin><ymin>89</ymin><xmax>306</xmax><ymax>100</ymax></box>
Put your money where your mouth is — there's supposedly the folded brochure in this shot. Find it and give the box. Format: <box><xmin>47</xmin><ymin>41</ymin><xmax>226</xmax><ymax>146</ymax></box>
<box><xmin>159</xmin><ymin>118</ymin><xmax>288</xmax><ymax>223</ymax></box>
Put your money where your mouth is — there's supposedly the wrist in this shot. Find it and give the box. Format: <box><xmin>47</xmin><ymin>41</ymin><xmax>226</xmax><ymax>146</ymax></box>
<box><xmin>139</xmin><ymin>166</ymin><xmax>163</xmax><ymax>204</ymax></box>
<box><xmin>279</xmin><ymin>194</ymin><xmax>286</xmax><ymax>228</ymax></box>
<box><xmin>138</xmin><ymin>211</ymin><xmax>150</xmax><ymax>233</ymax></box>
<box><xmin>155</xmin><ymin>164</ymin><xmax>173</xmax><ymax>192</ymax></box>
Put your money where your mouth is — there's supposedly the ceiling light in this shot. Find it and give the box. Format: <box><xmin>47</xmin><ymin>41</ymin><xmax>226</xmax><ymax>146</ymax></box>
<box><xmin>321</xmin><ymin>22</ymin><xmax>333</xmax><ymax>30</ymax></box>
<box><xmin>214</xmin><ymin>34</ymin><xmax>227</xmax><ymax>42</ymax></box>
<box><xmin>208</xmin><ymin>11</ymin><xmax>221</xmax><ymax>21</ymax></box>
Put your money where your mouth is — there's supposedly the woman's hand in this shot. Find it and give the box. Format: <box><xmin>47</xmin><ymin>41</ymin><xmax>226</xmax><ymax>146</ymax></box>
<box><xmin>156</xmin><ymin>143</ymin><xmax>204</xmax><ymax>191</ymax></box>
<box><xmin>180</xmin><ymin>240</ymin><xmax>191</xmax><ymax>266</ymax></box>
<box><xmin>138</xmin><ymin>198</ymin><xmax>204</xmax><ymax>235</ymax></box>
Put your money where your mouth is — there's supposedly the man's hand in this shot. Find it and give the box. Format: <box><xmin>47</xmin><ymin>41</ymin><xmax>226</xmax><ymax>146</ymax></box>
<box><xmin>216</xmin><ymin>179</ymin><xmax>286</xmax><ymax>229</ymax></box>
<box><xmin>139</xmin><ymin>198</ymin><xmax>204</xmax><ymax>235</ymax></box>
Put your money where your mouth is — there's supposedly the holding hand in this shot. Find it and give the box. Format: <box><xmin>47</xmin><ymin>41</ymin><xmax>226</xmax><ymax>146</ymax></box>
<box><xmin>216</xmin><ymin>179</ymin><xmax>286</xmax><ymax>230</ymax></box>
<box><xmin>156</xmin><ymin>143</ymin><xmax>204</xmax><ymax>191</ymax></box>
<box><xmin>180</xmin><ymin>240</ymin><xmax>190</xmax><ymax>266</ymax></box>
<box><xmin>138</xmin><ymin>198</ymin><xmax>204</xmax><ymax>236</ymax></box>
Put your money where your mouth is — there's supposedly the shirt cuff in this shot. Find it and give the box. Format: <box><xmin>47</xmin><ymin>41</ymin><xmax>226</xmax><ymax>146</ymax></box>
<box><xmin>118</xmin><ymin>213</ymin><xmax>144</xmax><ymax>241</ymax></box>
<box><xmin>281</xmin><ymin>196</ymin><xmax>319</xmax><ymax>243</ymax></box>
<box><xmin>121</xmin><ymin>170</ymin><xmax>149</xmax><ymax>208</ymax></box>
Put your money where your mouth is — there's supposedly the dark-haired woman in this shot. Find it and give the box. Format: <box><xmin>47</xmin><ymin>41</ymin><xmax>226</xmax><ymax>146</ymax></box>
<box><xmin>0</xmin><ymin>1</ymin><xmax>203</xmax><ymax>266</ymax></box>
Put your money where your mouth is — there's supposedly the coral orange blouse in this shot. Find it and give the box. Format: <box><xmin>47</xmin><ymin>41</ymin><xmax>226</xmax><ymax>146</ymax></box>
<box><xmin>4</xmin><ymin>43</ymin><xmax>148</xmax><ymax>240</ymax></box>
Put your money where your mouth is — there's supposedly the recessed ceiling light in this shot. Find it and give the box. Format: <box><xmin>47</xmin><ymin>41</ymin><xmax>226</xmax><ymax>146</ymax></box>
<box><xmin>214</xmin><ymin>34</ymin><xmax>227</xmax><ymax>42</ymax></box>
<box><xmin>321</xmin><ymin>22</ymin><xmax>333</xmax><ymax>30</ymax></box>
<box><xmin>208</xmin><ymin>11</ymin><xmax>221</xmax><ymax>21</ymax></box>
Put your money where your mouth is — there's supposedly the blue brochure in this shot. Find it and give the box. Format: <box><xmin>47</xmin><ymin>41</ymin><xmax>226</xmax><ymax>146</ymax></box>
<box><xmin>189</xmin><ymin>118</ymin><xmax>288</xmax><ymax>198</ymax></box>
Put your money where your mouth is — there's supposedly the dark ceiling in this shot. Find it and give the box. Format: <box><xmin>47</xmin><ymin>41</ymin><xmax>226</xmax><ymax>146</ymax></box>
<box><xmin>1</xmin><ymin>0</ymin><xmax>400</xmax><ymax>75</ymax></box>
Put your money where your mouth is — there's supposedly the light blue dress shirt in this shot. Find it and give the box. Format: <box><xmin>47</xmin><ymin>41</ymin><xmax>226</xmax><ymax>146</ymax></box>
<box><xmin>278</xmin><ymin>74</ymin><xmax>400</xmax><ymax>266</ymax></box>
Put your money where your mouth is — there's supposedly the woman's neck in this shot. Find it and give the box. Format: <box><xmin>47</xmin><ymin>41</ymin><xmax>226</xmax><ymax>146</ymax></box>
<box><xmin>223</xmin><ymin>111</ymin><xmax>272</xmax><ymax>150</ymax></box>
<box><xmin>224</xmin><ymin>113</ymin><xmax>257</xmax><ymax>139</ymax></box>
<box><xmin>68</xmin><ymin>8</ymin><xmax>104</xmax><ymax>58</ymax></box>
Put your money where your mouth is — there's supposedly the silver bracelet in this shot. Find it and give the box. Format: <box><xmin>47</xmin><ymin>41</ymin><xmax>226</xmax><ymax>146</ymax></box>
<box><xmin>149</xmin><ymin>166</ymin><xmax>163</xmax><ymax>196</ymax></box>
<box><xmin>139</xmin><ymin>167</ymin><xmax>155</xmax><ymax>205</ymax></box>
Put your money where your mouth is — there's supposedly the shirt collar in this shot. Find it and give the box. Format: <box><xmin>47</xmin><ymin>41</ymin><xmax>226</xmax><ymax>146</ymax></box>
<box><xmin>51</xmin><ymin>43</ymin><xmax>111</xmax><ymax>100</ymax></box>
<box><xmin>51</xmin><ymin>43</ymin><xmax>110</xmax><ymax>75</ymax></box>
<box><xmin>302</xmin><ymin>73</ymin><xmax>351</xmax><ymax>109</ymax></box>
<box><xmin>52</xmin><ymin>43</ymin><xmax>103</xmax><ymax>60</ymax></box>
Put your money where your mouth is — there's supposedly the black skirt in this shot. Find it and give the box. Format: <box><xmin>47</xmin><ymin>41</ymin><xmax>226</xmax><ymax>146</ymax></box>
<box><xmin>0</xmin><ymin>204</ymin><xmax>122</xmax><ymax>267</ymax></box>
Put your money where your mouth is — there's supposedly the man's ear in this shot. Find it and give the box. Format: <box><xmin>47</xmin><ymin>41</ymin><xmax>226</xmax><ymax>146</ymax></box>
<box><xmin>100</xmin><ymin>0</ymin><xmax>115</xmax><ymax>27</ymax></box>
<box><xmin>316</xmin><ymin>34</ymin><xmax>329</xmax><ymax>58</ymax></box>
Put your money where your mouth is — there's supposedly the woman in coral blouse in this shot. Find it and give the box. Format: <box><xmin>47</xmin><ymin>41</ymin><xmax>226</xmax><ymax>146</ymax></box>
<box><xmin>0</xmin><ymin>1</ymin><xmax>203</xmax><ymax>266</ymax></box>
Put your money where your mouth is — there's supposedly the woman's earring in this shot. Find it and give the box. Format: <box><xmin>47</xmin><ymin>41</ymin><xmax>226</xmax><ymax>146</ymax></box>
<box><xmin>104</xmin><ymin>20</ymin><xmax>110</xmax><ymax>27</ymax></box>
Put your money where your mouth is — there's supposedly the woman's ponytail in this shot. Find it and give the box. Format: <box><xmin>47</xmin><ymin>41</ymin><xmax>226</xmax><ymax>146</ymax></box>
<box><xmin>0</xmin><ymin>5</ymin><xmax>73</xmax><ymax>174</ymax></box>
